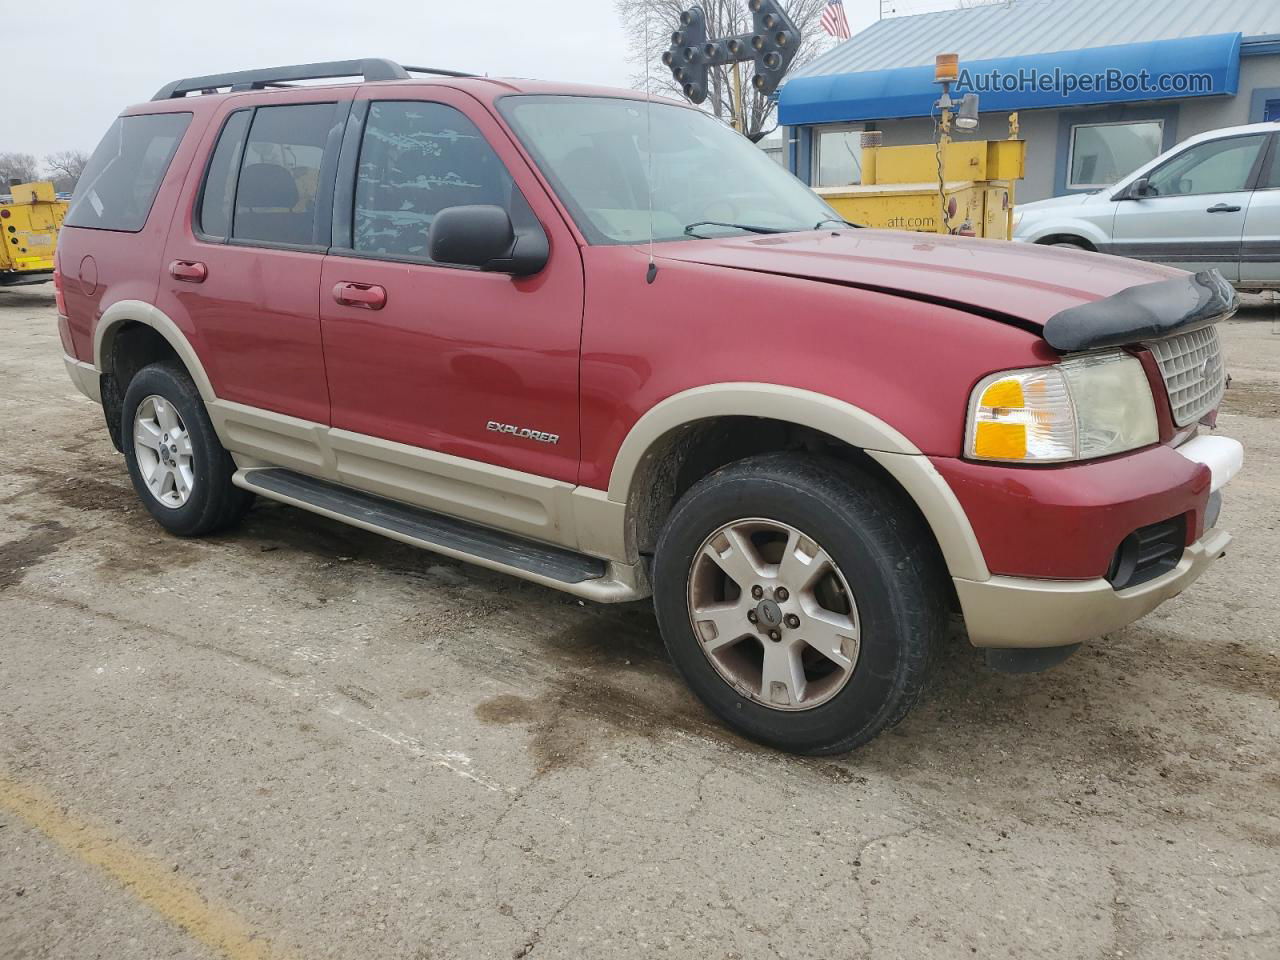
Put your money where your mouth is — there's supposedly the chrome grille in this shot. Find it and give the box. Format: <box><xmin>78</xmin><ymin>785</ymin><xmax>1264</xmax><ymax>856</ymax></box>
<box><xmin>1147</xmin><ymin>326</ymin><xmax>1226</xmax><ymax>427</ymax></box>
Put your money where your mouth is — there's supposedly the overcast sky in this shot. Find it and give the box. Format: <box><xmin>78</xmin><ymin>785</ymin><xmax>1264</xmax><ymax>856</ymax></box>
<box><xmin>9</xmin><ymin>0</ymin><xmax>886</xmax><ymax>160</ymax></box>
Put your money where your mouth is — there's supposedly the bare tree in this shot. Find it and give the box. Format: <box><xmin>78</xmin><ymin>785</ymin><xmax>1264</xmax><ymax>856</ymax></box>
<box><xmin>615</xmin><ymin>0</ymin><xmax>836</xmax><ymax>138</ymax></box>
<box><xmin>44</xmin><ymin>150</ymin><xmax>91</xmax><ymax>192</ymax></box>
<box><xmin>0</xmin><ymin>152</ymin><xmax>41</xmax><ymax>187</ymax></box>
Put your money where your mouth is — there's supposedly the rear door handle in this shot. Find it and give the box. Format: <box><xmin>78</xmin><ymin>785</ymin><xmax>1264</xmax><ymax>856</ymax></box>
<box><xmin>169</xmin><ymin>260</ymin><xmax>207</xmax><ymax>283</ymax></box>
<box><xmin>1206</xmin><ymin>203</ymin><xmax>1242</xmax><ymax>214</ymax></box>
<box><xmin>332</xmin><ymin>282</ymin><xmax>387</xmax><ymax>310</ymax></box>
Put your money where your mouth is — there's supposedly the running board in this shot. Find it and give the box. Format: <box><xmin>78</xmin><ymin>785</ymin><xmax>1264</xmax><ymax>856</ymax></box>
<box><xmin>234</xmin><ymin>468</ymin><xmax>642</xmax><ymax>602</ymax></box>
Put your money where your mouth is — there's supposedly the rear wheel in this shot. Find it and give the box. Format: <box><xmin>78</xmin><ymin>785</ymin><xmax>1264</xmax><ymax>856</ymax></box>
<box><xmin>122</xmin><ymin>362</ymin><xmax>252</xmax><ymax>536</ymax></box>
<box><xmin>653</xmin><ymin>454</ymin><xmax>947</xmax><ymax>755</ymax></box>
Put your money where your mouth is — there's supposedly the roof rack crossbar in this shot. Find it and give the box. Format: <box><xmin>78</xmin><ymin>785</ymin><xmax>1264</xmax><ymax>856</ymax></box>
<box><xmin>151</xmin><ymin>58</ymin><xmax>472</xmax><ymax>101</ymax></box>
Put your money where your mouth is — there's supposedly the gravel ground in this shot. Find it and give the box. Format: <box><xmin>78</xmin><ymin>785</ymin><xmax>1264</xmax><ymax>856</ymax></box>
<box><xmin>1</xmin><ymin>283</ymin><xmax>1276</xmax><ymax>960</ymax></box>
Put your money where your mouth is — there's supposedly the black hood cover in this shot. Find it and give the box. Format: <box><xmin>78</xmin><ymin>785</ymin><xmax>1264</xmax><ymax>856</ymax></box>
<box><xmin>1043</xmin><ymin>269</ymin><xmax>1238</xmax><ymax>353</ymax></box>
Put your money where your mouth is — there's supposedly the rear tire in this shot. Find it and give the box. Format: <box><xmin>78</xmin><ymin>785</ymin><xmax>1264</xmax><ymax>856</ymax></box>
<box><xmin>652</xmin><ymin>454</ymin><xmax>947</xmax><ymax>755</ymax></box>
<box><xmin>122</xmin><ymin>362</ymin><xmax>253</xmax><ymax>537</ymax></box>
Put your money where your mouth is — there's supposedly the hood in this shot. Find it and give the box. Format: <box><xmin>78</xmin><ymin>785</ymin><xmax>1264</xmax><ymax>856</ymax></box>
<box><xmin>1017</xmin><ymin>191</ymin><xmax>1105</xmax><ymax>214</ymax></box>
<box><xmin>655</xmin><ymin>229</ymin><xmax>1178</xmax><ymax>329</ymax></box>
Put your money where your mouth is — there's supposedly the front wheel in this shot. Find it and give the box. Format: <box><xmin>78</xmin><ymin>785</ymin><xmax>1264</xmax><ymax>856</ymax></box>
<box><xmin>652</xmin><ymin>454</ymin><xmax>947</xmax><ymax>755</ymax></box>
<box><xmin>122</xmin><ymin>362</ymin><xmax>253</xmax><ymax>537</ymax></box>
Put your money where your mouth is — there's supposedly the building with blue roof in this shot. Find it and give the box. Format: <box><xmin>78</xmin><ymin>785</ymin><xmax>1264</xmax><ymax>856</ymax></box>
<box><xmin>778</xmin><ymin>0</ymin><xmax>1280</xmax><ymax>202</ymax></box>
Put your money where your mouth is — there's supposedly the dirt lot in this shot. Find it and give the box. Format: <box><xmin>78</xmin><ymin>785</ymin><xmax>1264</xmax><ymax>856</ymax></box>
<box><xmin>1</xmin><ymin>283</ymin><xmax>1277</xmax><ymax>960</ymax></box>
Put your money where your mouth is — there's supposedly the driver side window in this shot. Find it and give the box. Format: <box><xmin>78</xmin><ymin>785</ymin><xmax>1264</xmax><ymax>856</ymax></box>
<box><xmin>353</xmin><ymin>101</ymin><xmax>514</xmax><ymax>260</ymax></box>
<box><xmin>1145</xmin><ymin>135</ymin><xmax>1267</xmax><ymax>198</ymax></box>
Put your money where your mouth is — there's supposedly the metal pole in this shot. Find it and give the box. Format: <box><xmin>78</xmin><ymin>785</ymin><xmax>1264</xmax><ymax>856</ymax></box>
<box><xmin>731</xmin><ymin>60</ymin><xmax>744</xmax><ymax>133</ymax></box>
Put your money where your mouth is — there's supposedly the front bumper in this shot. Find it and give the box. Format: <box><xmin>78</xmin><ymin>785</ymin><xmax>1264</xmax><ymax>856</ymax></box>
<box><xmin>956</xmin><ymin>526</ymin><xmax>1231</xmax><ymax>649</ymax></box>
<box><xmin>954</xmin><ymin>434</ymin><xmax>1242</xmax><ymax>649</ymax></box>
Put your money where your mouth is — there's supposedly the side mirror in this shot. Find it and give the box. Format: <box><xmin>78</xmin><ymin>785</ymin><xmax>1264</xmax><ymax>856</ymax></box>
<box><xmin>1126</xmin><ymin>177</ymin><xmax>1152</xmax><ymax>199</ymax></box>
<box><xmin>428</xmin><ymin>205</ymin><xmax>548</xmax><ymax>277</ymax></box>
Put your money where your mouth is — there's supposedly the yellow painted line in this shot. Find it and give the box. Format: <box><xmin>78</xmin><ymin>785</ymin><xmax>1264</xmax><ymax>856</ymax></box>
<box><xmin>0</xmin><ymin>775</ymin><xmax>293</xmax><ymax>960</ymax></box>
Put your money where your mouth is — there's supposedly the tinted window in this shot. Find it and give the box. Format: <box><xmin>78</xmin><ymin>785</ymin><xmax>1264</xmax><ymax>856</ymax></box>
<box><xmin>198</xmin><ymin>110</ymin><xmax>251</xmax><ymax>239</ymax></box>
<box><xmin>65</xmin><ymin>112</ymin><xmax>192</xmax><ymax>232</ymax></box>
<box><xmin>233</xmin><ymin>104</ymin><xmax>334</xmax><ymax>246</ymax></box>
<box><xmin>1146</xmin><ymin>135</ymin><xmax>1267</xmax><ymax>197</ymax></box>
<box><xmin>354</xmin><ymin>101</ymin><xmax>514</xmax><ymax>258</ymax></box>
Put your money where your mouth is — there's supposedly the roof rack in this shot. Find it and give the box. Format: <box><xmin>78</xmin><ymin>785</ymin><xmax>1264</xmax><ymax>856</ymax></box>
<box><xmin>151</xmin><ymin>59</ymin><xmax>474</xmax><ymax>101</ymax></box>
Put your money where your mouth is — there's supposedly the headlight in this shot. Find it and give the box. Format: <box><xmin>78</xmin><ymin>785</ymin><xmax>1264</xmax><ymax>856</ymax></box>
<box><xmin>966</xmin><ymin>352</ymin><xmax>1159</xmax><ymax>463</ymax></box>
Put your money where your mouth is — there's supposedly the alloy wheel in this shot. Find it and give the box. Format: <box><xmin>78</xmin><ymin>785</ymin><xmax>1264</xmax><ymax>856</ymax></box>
<box><xmin>132</xmin><ymin>395</ymin><xmax>195</xmax><ymax>509</ymax></box>
<box><xmin>687</xmin><ymin>518</ymin><xmax>860</xmax><ymax>711</ymax></box>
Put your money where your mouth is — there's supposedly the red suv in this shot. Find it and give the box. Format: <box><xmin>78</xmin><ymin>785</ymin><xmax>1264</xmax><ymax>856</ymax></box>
<box><xmin>56</xmin><ymin>59</ymin><xmax>1244</xmax><ymax>754</ymax></box>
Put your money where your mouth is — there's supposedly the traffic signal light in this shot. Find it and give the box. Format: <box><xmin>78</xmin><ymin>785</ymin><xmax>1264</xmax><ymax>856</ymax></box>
<box><xmin>662</xmin><ymin>7</ymin><xmax>711</xmax><ymax>104</ymax></box>
<box><xmin>664</xmin><ymin>2</ymin><xmax>803</xmax><ymax>106</ymax></box>
<box><xmin>747</xmin><ymin>0</ymin><xmax>800</xmax><ymax>98</ymax></box>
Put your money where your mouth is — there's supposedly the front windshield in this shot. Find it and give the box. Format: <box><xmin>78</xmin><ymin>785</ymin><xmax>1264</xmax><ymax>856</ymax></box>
<box><xmin>500</xmin><ymin>95</ymin><xmax>837</xmax><ymax>244</ymax></box>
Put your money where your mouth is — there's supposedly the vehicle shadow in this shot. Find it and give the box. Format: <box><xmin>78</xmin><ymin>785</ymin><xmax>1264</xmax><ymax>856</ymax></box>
<box><xmin>224</xmin><ymin>499</ymin><xmax>1263</xmax><ymax>799</ymax></box>
<box><xmin>53</xmin><ymin>415</ymin><xmax>1274</xmax><ymax>804</ymax></box>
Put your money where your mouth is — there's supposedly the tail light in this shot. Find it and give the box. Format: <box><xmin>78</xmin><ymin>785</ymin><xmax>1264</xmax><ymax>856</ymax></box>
<box><xmin>53</xmin><ymin>266</ymin><xmax>68</xmax><ymax>316</ymax></box>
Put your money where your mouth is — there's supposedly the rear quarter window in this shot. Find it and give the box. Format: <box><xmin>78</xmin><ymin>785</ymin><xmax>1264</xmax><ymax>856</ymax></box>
<box><xmin>65</xmin><ymin>112</ymin><xmax>192</xmax><ymax>232</ymax></box>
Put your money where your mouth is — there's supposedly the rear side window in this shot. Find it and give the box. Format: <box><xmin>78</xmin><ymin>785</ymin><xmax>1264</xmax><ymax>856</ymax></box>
<box><xmin>353</xmin><ymin>101</ymin><xmax>514</xmax><ymax>258</ymax></box>
<box><xmin>198</xmin><ymin>110</ymin><xmax>252</xmax><ymax>239</ymax></box>
<box><xmin>65</xmin><ymin>112</ymin><xmax>192</xmax><ymax>232</ymax></box>
<box><xmin>231</xmin><ymin>104</ymin><xmax>334</xmax><ymax>246</ymax></box>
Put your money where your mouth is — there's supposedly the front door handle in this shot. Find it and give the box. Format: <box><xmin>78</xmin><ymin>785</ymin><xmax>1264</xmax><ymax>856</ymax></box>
<box><xmin>169</xmin><ymin>260</ymin><xmax>207</xmax><ymax>283</ymax></box>
<box><xmin>1206</xmin><ymin>203</ymin><xmax>1242</xmax><ymax>214</ymax></box>
<box><xmin>333</xmin><ymin>282</ymin><xmax>387</xmax><ymax>310</ymax></box>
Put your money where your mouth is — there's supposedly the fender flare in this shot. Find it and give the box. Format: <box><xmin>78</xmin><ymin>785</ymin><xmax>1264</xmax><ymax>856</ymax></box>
<box><xmin>93</xmin><ymin>300</ymin><xmax>218</xmax><ymax>401</ymax></box>
<box><xmin>606</xmin><ymin>383</ymin><xmax>990</xmax><ymax>582</ymax></box>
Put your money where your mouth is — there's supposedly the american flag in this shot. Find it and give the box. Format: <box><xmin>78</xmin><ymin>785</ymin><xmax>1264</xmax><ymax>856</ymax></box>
<box><xmin>820</xmin><ymin>0</ymin><xmax>852</xmax><ymax>40</ymax></box>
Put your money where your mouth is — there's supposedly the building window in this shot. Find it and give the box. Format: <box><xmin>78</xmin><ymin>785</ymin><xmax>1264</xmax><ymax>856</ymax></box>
<box><xmin>1068</xmin><ymin>120</ymin><xmax>1164</xmax><ymax>190</ymax></box>
<box><xmin>813</xmin><ymin>125</ymin><xmax>865</xmax><ymax>187</ymax></box>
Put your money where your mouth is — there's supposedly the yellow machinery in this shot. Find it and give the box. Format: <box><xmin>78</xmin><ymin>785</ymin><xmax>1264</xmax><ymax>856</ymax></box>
<box><xmin>813</xmin><ymin>55</ymin><xmax>1027</xmax><ymax>240</ymax></box>
<box><xmin>1</xmin><ymin>181</ymin><xmax>68</xmax><ymax>285</ymax></box>
<box><xmin>815</xmin><ymin>118</ymin><xmax>1026</xmax><ymax>239</ymax></box>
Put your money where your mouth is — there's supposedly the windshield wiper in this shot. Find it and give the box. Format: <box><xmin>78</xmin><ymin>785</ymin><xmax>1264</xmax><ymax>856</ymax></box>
<box><xmin>683</xmin><ymin>220</ymin><xmax>791</xmax><ymax>238</ymax></box>
<box><xmin>815</xmin><ymin>217</ymin><xmax>861</xmax><ymax>229</ymax></box>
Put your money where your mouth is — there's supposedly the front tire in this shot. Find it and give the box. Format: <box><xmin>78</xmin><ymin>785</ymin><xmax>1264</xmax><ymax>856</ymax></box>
<box><xmin>652</xmin><ymin>454</ymin><xmax>947</xmax><ymax>755</ymax></box>
<box><xmin>122</xmin><ymin>362</ymin><xmax>252</xmax><ymax>537</ymax></box>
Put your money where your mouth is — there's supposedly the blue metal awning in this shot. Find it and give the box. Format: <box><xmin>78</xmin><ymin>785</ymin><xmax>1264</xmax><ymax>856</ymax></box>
<box><xmin>779</xmin><ymin>33</ymin><xmax>1242</xmax><ymax>126</ymax></box>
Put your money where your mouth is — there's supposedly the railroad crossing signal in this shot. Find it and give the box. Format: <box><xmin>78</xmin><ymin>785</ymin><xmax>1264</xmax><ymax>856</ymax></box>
<box><xmin>663</xmin><ymin>0</ymin><xmax>802</xmax><ymax>106</ymax></box>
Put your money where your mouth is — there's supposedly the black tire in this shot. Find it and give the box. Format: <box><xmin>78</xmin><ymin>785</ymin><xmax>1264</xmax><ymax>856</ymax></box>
<box><xmin>121</xmin><ymin>362</ymin><xmax>253</xmax><ymax>537</ymax></box>
<box><xmin>652</xmin><ymin>454</ymin><xmax>947</xmax><ymax>755</ymax></box>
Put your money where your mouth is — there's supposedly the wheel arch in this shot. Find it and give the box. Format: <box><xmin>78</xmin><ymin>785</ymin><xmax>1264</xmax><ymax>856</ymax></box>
<box><xmin>94</xmin><ymin>300</ymin><xmax>217</xmax><ymax>402</ymax></box>
<box><xmin>1019</xmin><ymin>217</ymin><xmax>1108</xmax><ymax>250</ymax></box>
<box><xmin>1035</xmin><ymin>234</ymin><xmax>1098</xmax><ymax>251</ymax></box>
<box><xmin>607</xmin><ymin>384</ymin><xmax>991</xmax><ymax>582</ymax></box>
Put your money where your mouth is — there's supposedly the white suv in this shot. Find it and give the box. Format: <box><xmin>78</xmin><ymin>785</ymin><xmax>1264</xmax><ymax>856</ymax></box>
<box><xmin>1014</xmin><ymin>122</ymin><xmax>1280</xmax><ymax>291</ymax></box>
